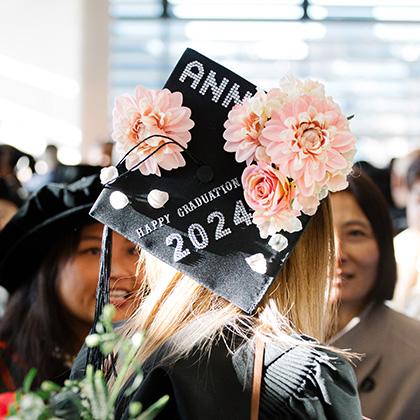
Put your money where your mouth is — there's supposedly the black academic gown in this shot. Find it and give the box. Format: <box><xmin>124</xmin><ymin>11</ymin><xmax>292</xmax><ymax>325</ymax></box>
<box><xmin>113</xmin><ymin>337</ymin><xmax>363</xmax><ymax>420</ymax></box>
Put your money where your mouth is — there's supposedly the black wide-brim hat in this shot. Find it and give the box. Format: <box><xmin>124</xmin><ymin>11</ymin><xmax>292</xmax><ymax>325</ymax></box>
<box><xmin>0</xmin><ymin>175</ymin><xmax>102</xmax><ymax>293</ymax></box>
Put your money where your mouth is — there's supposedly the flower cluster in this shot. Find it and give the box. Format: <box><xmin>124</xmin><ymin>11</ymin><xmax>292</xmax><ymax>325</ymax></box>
<box><xmin>223</xmin><ymin>76</ymin><xmax>356</xmax><ymax>239</ymax></box>
<box><xmin>112</xmin><ymin>85</ymin><xmax>195</xmax><ymax>177</ymax></box>
<box><xmin>0</xmin><ymin>305</ymin><xmax>168</xmax><ymax>420</ymax></box>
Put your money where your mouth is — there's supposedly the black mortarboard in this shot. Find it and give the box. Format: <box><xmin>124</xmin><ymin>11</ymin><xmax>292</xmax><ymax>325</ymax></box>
<box><xmin>90</xmin><ymin>49</ymin><xmax>316</xmax><ymax>314</ymax></box>
<box><xmin>0</xmin><ymin>175</ymin><xmax>102</xmax><ymax>293</ymax></box>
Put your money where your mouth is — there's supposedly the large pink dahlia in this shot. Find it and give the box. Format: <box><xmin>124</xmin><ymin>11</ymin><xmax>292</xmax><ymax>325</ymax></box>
<box><xmin>112</xmin><ymin>85</ymin><xmax>194</xmax><ymax>176</ymax></box>
<box><xmin>261</xmin><ymin>94</ymin><xmax>356</xmax><ymax>214</ymax></box>
<box><xmin>223</xmin><ymin>89</ymin><xmax>284</xmax><ymax>165</ymax></box>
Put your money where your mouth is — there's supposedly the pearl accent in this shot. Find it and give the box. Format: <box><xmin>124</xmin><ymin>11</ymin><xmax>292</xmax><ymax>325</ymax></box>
<box><xmin>147</xmin><ymin>189</ymin><xmax>169</xmax><ymax>209</ymax></box>
<box><xmin>268</xmin><ymin>234</ymin><xmax>289</xmax><ymax>252</ymax></box>
<box><xmin>245</xmin><ymin>253</ymin><xmax>267</xmax><ymax>274</ymax></box>
<box><xmin>100</xmin><ymin>166</ymin><xmax>118</xmax><ymax>185</ymax></box>
<box><xmin>110</xmin><ymin>191</ymin><xmax>129</xmax><ymax>210</ymax></box>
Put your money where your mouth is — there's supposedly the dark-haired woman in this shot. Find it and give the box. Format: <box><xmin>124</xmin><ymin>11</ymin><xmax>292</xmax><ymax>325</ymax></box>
<box><xmin>330</xmin><ymin>170</ymin><xmax>420</xmax><ymax>419</ymax></box>
<box><xmin>0</xmin><ymin>176</ymin><xmax>140</xmax><ymax>391</ymax></box>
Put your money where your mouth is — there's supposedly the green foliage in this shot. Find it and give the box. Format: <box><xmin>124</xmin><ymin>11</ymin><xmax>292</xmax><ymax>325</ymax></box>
<box><xmin>5</xmin><ymin>304</ymin><xmax>168</xmax><ymax>420</ymax></box>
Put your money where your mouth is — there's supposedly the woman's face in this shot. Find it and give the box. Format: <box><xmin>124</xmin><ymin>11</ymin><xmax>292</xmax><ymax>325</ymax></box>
<box><xmin>330</xmin><ymin>192</ymin><xmax>379</xmax><ymax>309</ymax></box>
<box><xmin>57</xmin><ymin>223</ymin><xmax>140</xmax><ymax>324</ymax></box>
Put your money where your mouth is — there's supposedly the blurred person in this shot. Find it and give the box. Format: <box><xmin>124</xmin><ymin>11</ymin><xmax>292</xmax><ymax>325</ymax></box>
<box><xmin>0</xmin><ymin>178</ymin><xmax>22</xmax><ymax>231</ymax></box>
<box><xmin>392</xmin><ymin>156</ymin><xmax>420</xmax><ymax>318</ymax></box>
<box><xmin>0</xmin><ymin>179</ymin><xmax>23</xmax><ymax>317</ymax></box>
<box><xmin>331</xmin><ymin>170</ymin><xmax>420</xmax><ymax>419</ymax></box>
<box><xmin>0</xmin><ymin>145</ymin><xmax>33</xmax><ymax>200</ymax></box>
<box><xmin>0</xmin><ymin>176</ymin><xmax>141</xmax><ymax>391</ymax></box>
<box><xmin>87</xmin><ymin>141</ymin><xmax>114</xmax><ymax>167</ymax></box>
<box><xmin>99</xmin><ymin>141</ymin><xmax>114</xmax><ymax>166</ymax></box>
<box><xmin>43</xmin><ymin>144</ymin><xmax>59</xmax><ymax>172</ymax></box>
<box><xmin>390</xmin><ymin>149</ymin><xmax>420</xmax><ymax>233</ymax></box>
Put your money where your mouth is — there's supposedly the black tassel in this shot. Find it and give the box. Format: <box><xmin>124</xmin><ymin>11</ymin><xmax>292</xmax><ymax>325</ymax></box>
<box><xmin>86</xmin><ymin>225</ymin><xmax>113</xmax><ymax>372</ymax></box>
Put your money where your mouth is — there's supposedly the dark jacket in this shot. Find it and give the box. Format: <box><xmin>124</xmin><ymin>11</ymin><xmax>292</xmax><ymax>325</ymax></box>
<box><xmin>112</xmin><ymin>337</ymin><xmax>362</xmax><ymax>419</ymax></box>
<box><xmin>0</xmin><ymin>340</ymin><xmax>70</xmax><ymax>392</ymax></box>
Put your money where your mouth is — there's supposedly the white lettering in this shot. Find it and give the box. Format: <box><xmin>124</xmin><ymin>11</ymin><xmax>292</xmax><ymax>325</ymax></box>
<box><xmin>199</xmin><ymin>70</ymin><xmax>229</xmax><ymax>103</ymax></box>
<box><xmin>179</xmin><ymin>60</ymin><xmax>205</xmax><ymax>89</ymax></box>
<box><xmin>222</xmin><ymin>83</ymin><xmax>253</xmax><ymax>108</ymax></box>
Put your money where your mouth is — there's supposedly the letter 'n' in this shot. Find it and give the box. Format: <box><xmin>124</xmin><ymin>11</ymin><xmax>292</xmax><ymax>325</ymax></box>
<box><xmin>222</xmin><ymin>84</ymin><xmax>253</xmax><ymax>108</ymax></box>
<box><xmin>199</xmin><ymin>70</ymin><xmax>229</xmax><ymax>103</ymax></box>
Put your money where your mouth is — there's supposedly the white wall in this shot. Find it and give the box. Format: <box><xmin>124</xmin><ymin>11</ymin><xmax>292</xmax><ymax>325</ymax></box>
<box><xmin>0</xmin><ymin>0</ymin><xmax>109</xmax><ymax>163</ymax></box>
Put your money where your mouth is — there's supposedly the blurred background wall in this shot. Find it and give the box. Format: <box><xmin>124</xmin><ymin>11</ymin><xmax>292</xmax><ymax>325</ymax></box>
<box><xmin>0</xmin><ymin>0</ymin><xmax>108</xmax><ymax>165</ymax></box>
<box><xmin>1</xmin><ymin>0</ymin><xmax>420</xmax><ymax>168</ymax></box>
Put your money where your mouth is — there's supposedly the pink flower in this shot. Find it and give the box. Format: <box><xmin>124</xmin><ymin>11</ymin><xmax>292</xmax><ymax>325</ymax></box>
<box><xmin>279</xmin><ymin>75</ymin><xmax>326</xmax><ymax>100</ymax></box>
<box><xmin>242</xmin><ymin>162</ymin><xmax>302</xmax><ymax>238</ymax></box>
<box><xmin>0</xmin><ymin>392</ymin><xmax>15</xmax><ymax>418</ymax></box>
<box><xmin>223</xmin><ymin>89</ymin><xmax>285</xmax><ymax>165</ymax></box>
<box><xmin>112</xmin><ymin>85</ymin><xmax>194</xmax><ymax>176</ymax></box>
<box><xmin>261</xmin><ymin>94</ymin><xmax>356</xmax><ymax>214</ymax></box>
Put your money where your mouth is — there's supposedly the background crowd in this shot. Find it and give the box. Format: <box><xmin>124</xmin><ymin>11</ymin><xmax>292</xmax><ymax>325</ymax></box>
<box><xmin>1</xmin><ymin>127</ymin><xmax>420</xmax><ymax>420</ymax></box>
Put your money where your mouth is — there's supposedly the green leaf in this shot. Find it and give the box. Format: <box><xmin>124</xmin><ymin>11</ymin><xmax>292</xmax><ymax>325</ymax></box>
<box><xmin>136</xmin><ymin>395</ymin><xmax>169</xmax><ymax>420</ymax></box>
<box><xmin>23</xmin><ymin>367</ymin><xmax>38</xmax><ymax>393</ymax></box>
<box><xmin>35</xmin><ymin>389</ymin><xmax>52</xmax><ymax>400</ymax></box>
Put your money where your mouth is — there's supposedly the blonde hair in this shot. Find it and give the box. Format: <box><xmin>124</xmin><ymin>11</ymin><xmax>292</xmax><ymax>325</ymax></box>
<box><xmin>120</xmin><ymin>197</ymin><xmax>336</xmax><ymax>371</ymax></box>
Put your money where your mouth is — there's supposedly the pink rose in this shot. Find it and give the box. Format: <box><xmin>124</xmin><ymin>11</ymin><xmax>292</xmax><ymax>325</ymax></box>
<box><xmin>242</xmin><ymin>162</ymin><xmax>302</xmax><ymax>238</ymax></box>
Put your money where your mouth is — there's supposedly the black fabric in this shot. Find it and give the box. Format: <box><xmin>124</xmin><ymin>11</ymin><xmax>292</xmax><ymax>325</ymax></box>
<box><xmin>115</xmin><ymin>338</ymin><xmax>251</xmax><ymax>420</ymax></box>
<box><xmin>112</xmin><ymin>337</ymin><xmax>362</xmax><ymax>420</ymax></box>
<box><xmin>259</xmin><ymin>342</ymin><xmax>362</xmax><ymax>419</ymax></box>
<box><xmin>0</xmin><ymin>178</ymin><xmax>23</xmax><ymax>207</ymax></box>
<box><xmin>0</xmin><ymin>340</ymin><xmax>70</xmax><ymax>392</ymax></box>
<box><xmin>0</xmin><ymin>175</ymin><xmax>102</xmax><ymax>292</ymax></box>
<box><xmin>90</xmin><ymin>49</ymin><xmax>311</xmax><ymax>314</ymax></box>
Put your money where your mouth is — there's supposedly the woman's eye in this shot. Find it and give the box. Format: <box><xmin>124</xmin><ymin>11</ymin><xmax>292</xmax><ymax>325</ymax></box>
<box><xmin>81</xmin><ymin>247</ymin><xmax>101</xmax><ymax>256</ymax></box>
<box><xmin>348</xmin><ymin>229</ymin><xmax>366</xmax><ymax>238</ymax></box>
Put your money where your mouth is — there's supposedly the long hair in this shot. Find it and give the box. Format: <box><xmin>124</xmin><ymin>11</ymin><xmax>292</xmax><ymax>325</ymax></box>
<box><xmin>120</xmin><ymin>197</ymin><xmax>335</xmax><ymax>373</ymax></box>
<box><xmin>345</xmin><ymin>170</ymin><xmax>397</xmax><ymax>301</ymax></box>
<box><xmin>0</xmin><ymin>227</ymin><xmax>86</xmax><ymax>388</ymax></box>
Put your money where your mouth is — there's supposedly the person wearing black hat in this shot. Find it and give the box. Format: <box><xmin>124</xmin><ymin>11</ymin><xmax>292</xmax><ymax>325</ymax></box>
<box><xmin>88</xmin><ymin>50</ymin><xmax>363</xmax><ymax>419</ymax></box>
<box><xmin>0</xmin><ymin>175</ymin><xmax>141</xmax><ymax>391</ymax></box>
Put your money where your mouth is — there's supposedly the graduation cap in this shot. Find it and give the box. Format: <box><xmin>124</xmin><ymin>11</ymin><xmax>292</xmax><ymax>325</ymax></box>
<box><xmin>90</xmin><ymin>49</ymin><xmax>356</xmax><ymax>319</ymax></box>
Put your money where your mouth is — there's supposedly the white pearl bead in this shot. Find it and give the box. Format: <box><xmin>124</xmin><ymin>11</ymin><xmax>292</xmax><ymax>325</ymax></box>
<box><xmin>100</xmin><ymin>166</ymin><xmax>119</xmax><ymax>185</ymax></box>
<box><xmin>147</xmin><ymin>189</ymin><xmax>169</xmax><ymax>209</ymax></box>
<box><xmin>245</xmin><ymin>253</ymin><xmax>267</xmax><ymax>274</ymax></box>
<box><xmin>109</xmin><ymin>191</ymin><xmax>129</xmax><ymax>209</ymax></box>
<box><xmin>268</xmin><ymin>234</ymin><xmax>288</xmax><ymax>252</ymax></box>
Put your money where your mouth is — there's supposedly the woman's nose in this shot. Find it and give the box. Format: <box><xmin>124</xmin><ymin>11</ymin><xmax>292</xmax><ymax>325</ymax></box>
<box><xmin>111</xmin><ymin>252</ymin><xmax>136</xmax><ymax>278</ymax></box>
